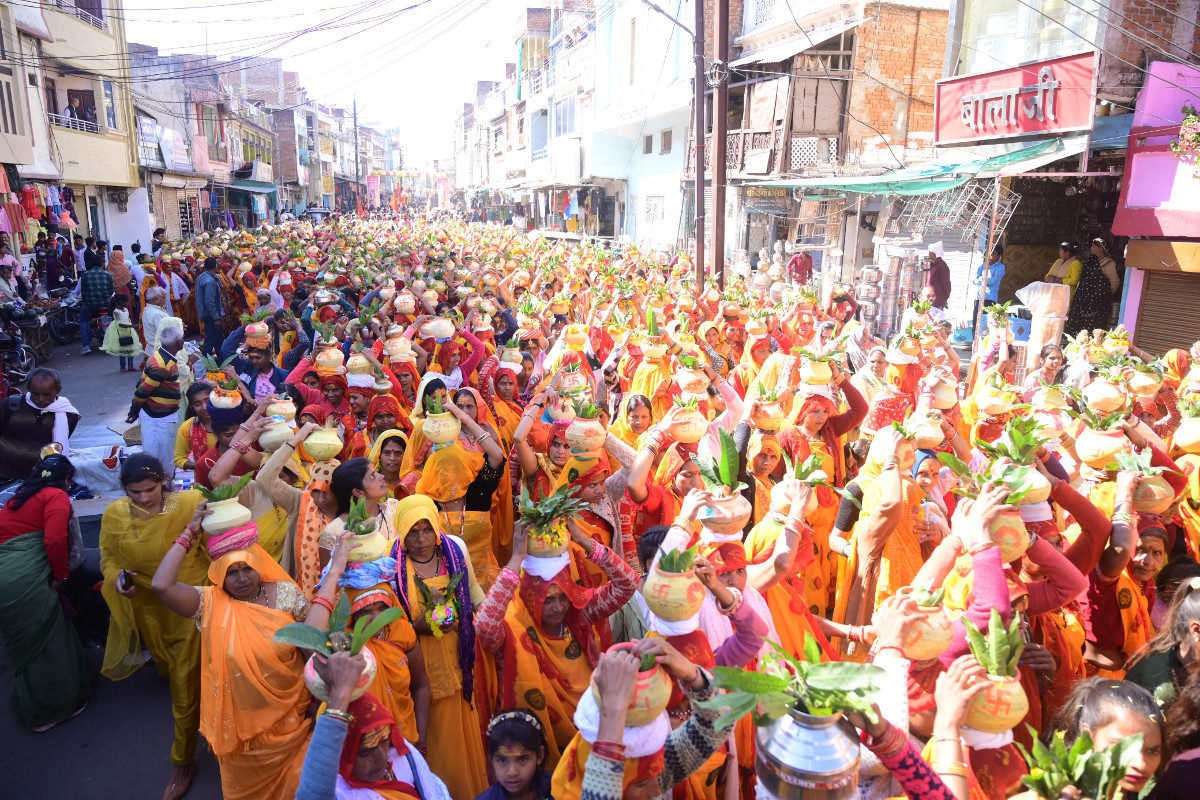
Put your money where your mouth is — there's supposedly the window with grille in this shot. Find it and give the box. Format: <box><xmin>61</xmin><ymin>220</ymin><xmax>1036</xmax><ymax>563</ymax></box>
<box><xmin>643</xmin><ymin>134</ymin><xmax>653</xmax><ymax>155</ymax></box>
<box><xmin>661</xmin><ymin>129</ymin><xmax>672</xmax><ymax>154</ymax></box>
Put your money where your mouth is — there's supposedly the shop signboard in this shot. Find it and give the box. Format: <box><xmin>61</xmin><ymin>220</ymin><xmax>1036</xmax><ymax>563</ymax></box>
<box><xmin>743</xmin><ymin>186</ymin><xmax>791</xmax><ymax>213</ymax></box>
<box><xmin>934</xmin><ymin>52</ymin><xmax>1096</xmax><ymax>144</ymax></box>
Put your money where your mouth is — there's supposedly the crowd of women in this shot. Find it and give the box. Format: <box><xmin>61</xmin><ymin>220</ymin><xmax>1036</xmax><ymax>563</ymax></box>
<box><xmin>3</xmin><ymin>217</ymin><xmax>1200</xmax><ymax>800</ymax></box>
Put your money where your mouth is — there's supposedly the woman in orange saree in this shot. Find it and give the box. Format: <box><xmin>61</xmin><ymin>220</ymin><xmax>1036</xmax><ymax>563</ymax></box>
<box><xmin>151</xmin><ymin>523</ymin><xmax>313</xmax><ymax>800</ymax></box>
<box><xmin>454</xmin><ymin>386</ymin><xmax>515</xmax><ymax>567</ymax></box>
<box><xmin>476</xmin><ymin>524</ymin><xmax>638</xmax><ymax>769</ymax></box>
<box><xmin>344</xmin><ymin>584</ymin><xmax>431</xmax><ymax>750</ymax></box>
<box><xmin>831</xmin><ymin>428</ymin><xmax>925</xmax><ymax>660</ymax></box>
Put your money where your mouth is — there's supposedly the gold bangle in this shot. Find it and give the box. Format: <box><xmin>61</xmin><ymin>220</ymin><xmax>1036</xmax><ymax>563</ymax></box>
<box><xmin>932</xmin><ymin>761</ymin><xmax>969</xmax><ymax>778</ymax></box>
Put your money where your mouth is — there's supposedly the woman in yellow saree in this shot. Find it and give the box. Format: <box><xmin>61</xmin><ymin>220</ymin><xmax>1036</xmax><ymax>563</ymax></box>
<box><xmin>389</xmin><ymin>495</ymin><xmax>490</xmax><ymax>800</ymax></box>
<box><xmin>412</xmin><ymin>395</ymin><xmax>508</xmax><ymax>590</ymax></box>
<box><xmin>152</xmin><ymin>522</ymin><xmax>313</xmax><ymax>800</ymax></box>
<box><xmin>454</xmin><ymin>386</ymin><xmax>516</xmax><ymax>566</ymax></box>
<box><xmin>99</xmin><ymin>453</ymin><xmax>209</xmax><ymax>800</ymax></box>
<box><xmin>627</xmin><ymin>344</ymin><xmax>675</xmax><ymax>421</ymax></box>
<box><xmin>698</xmin><ymin>321</ymin><xmax>734</xmax><ymax>375</ymax></box>
<box><xmin>729</xmin><ymin>328</ymin><xmax>772</xmax><ymax>398</ymax></box>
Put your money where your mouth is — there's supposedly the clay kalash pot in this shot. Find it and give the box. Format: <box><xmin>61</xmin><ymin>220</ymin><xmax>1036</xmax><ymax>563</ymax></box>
<box><xmin>546</xmin><ymin>399</ymin><xmax>576</xmax><ymax>422</ymax></box>
<box><xmin>752</xmin><ymin>400</ymin><xmax>787</xmax><ymax>432</ymax></box>
<box><xmin>667</xmin><ymin>406</ymin><xmax>708</xmax><ymax>444</ymax></box>
<box><xmin>1128</xmin><ymin>371</ymin><xmax>1163</xmax><ymax>396</ymax></box>
<box><xmin>590</xmin><ymin>642</ymin><xmax>672</xmax><ymax>727</ymax></box>
<box><xmin>930</xmin><ymin>381</ymin><xmax>959</xmax><ymax>410</ymax></box>
<box><xmin>201</xmin><ymin>497</ymin><xmax>254</xmax><ymax>536</ymax></box>
<box><xmin>419</xmin><ymin>318</ymin><xmax>456</xmax><ymax>340</ymax></box>
<box><xmin>964</xmin><ymin>675</ymin><xmax>1029</xmax><ymax>734</ymax></box>
<box><xmin>527</xmin><ymin>520</ymin><xmax>570</xmax><ymax>559</ymax></box>
<box><xmin>263</xmin><ymin>396</ymin><xmax>297</xmax><ymax>422</ymax></box>
<box><xmin>642</xmin><ymin>564</ymin><xmax>706</xmax><ymax>621</ymax></box>
<box><xmin>422</xmin><ymin>411</ymin><xmax>461</xmax><ymax>444</ymax></box>
<box><xmin>301</xmin><ymin>427</ymin><xmax>343</xmax><ymax>462</ymax></box>
<box><xmin>394</xmin><ymin>293</ymin><xmax>417</xmax><ymax>315</ymax></box>
<box><xmin>1175</xmin><ymin>417</ymin><xmax>1200</xmax><ymax>455</ymax></box>
<box><xmin>697</xmin><ymin>493</ymin><xmax>753</xmax><ymax>534</ymax></box>
<box><xmin>900</xmin><ymin>605</ymin><xmax>954</xmax><ymax>661</ymax></box>
<box><xmin>565</xmin><ymin>416</ymin><xmax>606</xmax><ymax>453</ymax></box>
<box><xmin>1082</xmin><ymin>376</ymin><xmax>1127</xmax><ymax>414</ymax></box>
<box><xmin>799</xmin><ymin>358</ymin><xmax>832</xmax><ymax>386</ymax></box>
<box><xmin>314</xmin><ymin>346</ymin><xmax>345</xmax><ymax>373</ymax></box>
<box><xmin>258</xmin><ymin>417</ymin><xmax>295</xmax><ymax>453</ymax></box>
<box><xmin>989</xmin><ymin>507</ymin><xmax>1032</xmax><ymax>563</ymax></box>
<box><xmin>305</xmin><ymin>648</ymin><xmax>377</xmax><ymax>703</ymax></box>
<box><xmin>674</xmin><ymin>368</ymin><xmax>710</xmax><ymax>395</ymax></box>
<box><xmin>1075</xmin><ymin>426</ymin><xmax>1128</xmax><ymax>469</ymax></box>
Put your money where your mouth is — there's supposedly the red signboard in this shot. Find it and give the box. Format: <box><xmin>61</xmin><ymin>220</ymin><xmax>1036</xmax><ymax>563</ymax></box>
<box><xmin>934</xmin><ymin>52</ymin><xmax>1097</xmax><ymax>145</ymax></box>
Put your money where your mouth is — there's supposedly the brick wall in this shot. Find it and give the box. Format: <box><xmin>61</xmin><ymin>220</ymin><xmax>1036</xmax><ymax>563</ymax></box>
<box><xmin>703</xmin><ymin>0</ymin><xmax>745</xmax><ymax>59</ymax></box>
<box><xmin>845</xmin><ymin>4</ymin><xmax>948</xmax><ymax>167</ymax></box>
<box><xmin>1099</xmin><ymin>0</ymin><xmax>1198</xmax><ymax>100</ymax></box>
<box><xmin>526</xmin><ymin>7</ymin><xmax>551</xmax><ymax>35</ymax></box>
<box><xmin>271</xmin><ymin>110</ymin><xmax>301</xmax><ymax>184</ymax></box>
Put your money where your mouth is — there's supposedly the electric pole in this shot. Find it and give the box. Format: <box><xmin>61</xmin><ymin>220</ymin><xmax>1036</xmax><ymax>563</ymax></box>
<box><xmin>693</xmin><ymin>0</ymin><xmax>705</xmax><ymax>291</ymax></box>
<box><xmin>353</xmin><ymin>97</ymin><xmax>361</xmax><ymax>212</ymax></box>
<box><xmin>713</xmin><ymin>0</ymin><xmax>728</xmax><ymax>290</ymax></box>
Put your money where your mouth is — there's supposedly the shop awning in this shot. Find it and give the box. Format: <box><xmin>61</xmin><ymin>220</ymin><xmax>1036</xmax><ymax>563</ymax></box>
<box><xmin>229</xmin><ymin>180</ymin><xmax>278</xmax><ymax>194</ymax></box>
<box><xmin>751</xmin><ymin>136</ymin><xmax>1084</xmax><ymax>195</ymax></box>
<box><xmin>730</xmin><ymin>17</ymin><xmax>864</xmax><ymax>67</ymax></box>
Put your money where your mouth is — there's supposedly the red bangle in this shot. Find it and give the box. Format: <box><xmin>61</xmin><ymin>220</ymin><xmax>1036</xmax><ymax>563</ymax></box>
<box><xmin>173</xmin><ymin>536</ymin><xmax>193</xmax><ymax>552</ymax></box>
<box><xmin>231</xmin><ymin>440</ymin><xmax>249</xmax><ymax>455</ymax></box>
<box><xmin>312</xmin><ymin>595</ymin><xmax>335</xmax><ymax>613</ymax></box>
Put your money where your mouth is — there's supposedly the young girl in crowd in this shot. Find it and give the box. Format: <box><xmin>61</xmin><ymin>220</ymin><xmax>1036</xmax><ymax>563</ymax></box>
<box><xmin>476</xmin><ymin>710</ymin><xmax>552</xmax><ymax>800</ymax></box>
<box><xmin>101</xmin><ymin>293</ymin><xmax>143</xmax><ymax>372</ymax></box>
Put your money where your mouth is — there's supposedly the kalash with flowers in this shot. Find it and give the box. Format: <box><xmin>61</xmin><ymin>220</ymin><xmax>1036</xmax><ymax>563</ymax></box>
<box><xmin>66</xmin><ymin>215</ymin><xmax>1200</xmax><ymax>800</ymax></box>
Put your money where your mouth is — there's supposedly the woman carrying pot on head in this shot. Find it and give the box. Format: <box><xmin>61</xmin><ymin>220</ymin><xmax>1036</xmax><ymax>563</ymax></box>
<box><xmin>204</xmin><ymin>401</ymin><xmax>303</xmax><ymax>567</ymax></box>
<box><xmin>1044</xmin><ymin>241</ymin><xmax>1084</xmax><ymax>300</ymax></box>
<box><xmin>1066</xmin><ymin>238</ymin><xmax>1121</xmax><ymax>336</ymax></box>
<box><xmin>623</xmin><ymin>410</ymin><xmax>709</xmax><ymax>543</ymax></box>
<box><xmin>389</xmin><ymin>494</ymin><xmax>489</xmax><ymax>800</ymax></box>
<box><xmin>331</xmin><ymin>692</ymin><xmax>450</xmax><ymax>800</ymax></box>
<box><xmin>607</xmin><ymin>394</ymin><xmax>655</xmax><ymax>451</ymax></box>
<box><xmin>251</xmin><ymin>421</ymin><xmax>340</xmax><ymax>592</ymax></box>
<box><xmin>173</xmin><ymin>381</ymin><xmax>218</xmax><ymax>471</ymax></box>
<box><xmin>0</xmin><ymin>454</ymin><xmax>94</xmax><ymax>732</ymax></box>
<box><xmin>697</xmin><ymin>321</ymin><xmax>734</xmax><ymax>375</ymax></box>
<box><xmin>476</xmin><ymin>517</ymin><xmax>639</xmax><ymax>768</ymax></box>
<box><xmin>478</xmin><ymin>354</ymin><xmax>526</xmax><ymax>450</ymax></box>
<box><xmin>1022</xmin><ymin>344</ymin><xmax>1065</xmax><ymax>402</ymax></box>
<box><xmin>453</xmin><ymin>385</ymin><xmax>516</xmax><ymax>564</ymax></box>
<box><xmin>319</xmin><ymin>457</ymin><xmax>402</xmax><ymax>570</ymax></box>
<box><xmin>728</xmin><ymin>327</ymin><xmax>772</xmax><ymax>398</ymax></box>
<box><xmin>99</xmin><ymin>452</ymin><xmax>208</xmax><ymax>800</ymax></box>
<box><xmin>345</xmin><ymin>394</ymin><xmax>411</xmax><ymax>460</ymax></box>
<box><xmin>408</xmin><ymin>394</ymin><xmax>508</xmax><ymax>590</ymax></box>
<box><xmin>151</xmin><ymin>521</ymin><xmax>317</xmax><ymax>800</ymax></box>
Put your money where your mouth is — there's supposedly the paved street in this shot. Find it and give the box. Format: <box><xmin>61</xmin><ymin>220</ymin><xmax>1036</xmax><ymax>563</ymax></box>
<box><xmin>0</xmin><ymin>341</ymin><xmax>223</xmax><ymax>799</ymax></box>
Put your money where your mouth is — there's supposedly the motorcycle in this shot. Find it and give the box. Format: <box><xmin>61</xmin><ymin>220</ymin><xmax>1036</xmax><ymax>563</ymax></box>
<box><xmin>0</xmin><ymin>308</ymin><xmax>37</xmax><ymax>389</ymax></box>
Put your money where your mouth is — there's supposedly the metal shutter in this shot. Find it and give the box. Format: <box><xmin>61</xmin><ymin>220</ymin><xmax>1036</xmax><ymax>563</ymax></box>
<box><xmin>1134</xmin><ymin>271</ymin><xmax>1200</xmax><ymax>356</ymax></box>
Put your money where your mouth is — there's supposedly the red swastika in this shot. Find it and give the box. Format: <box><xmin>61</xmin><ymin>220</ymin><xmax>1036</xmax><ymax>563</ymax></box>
<box><xmin>980</xmin><ymin>695</ymin><xmax>1013</xmax><ymax>718</ymax></box>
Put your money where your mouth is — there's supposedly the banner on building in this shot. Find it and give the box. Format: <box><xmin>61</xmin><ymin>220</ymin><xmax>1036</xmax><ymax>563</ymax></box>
<box><xmin>366</xmin><ymin>175</ymin><xmax>380</xmax><ymax>206</ymax></box>
<box><xmin>371</xmin><ymin>170</ymin><xmax>449</xmax><ymax>178</ymax></box>
<box><xmin>934</xmin><ymin>51</ymin><xmax>1097</xmax><ymax>145</ymax></box>
<box><xmin>437</xmin><ymin>178</ymin><xmax>450</xmax><ymax>209</ymax></box>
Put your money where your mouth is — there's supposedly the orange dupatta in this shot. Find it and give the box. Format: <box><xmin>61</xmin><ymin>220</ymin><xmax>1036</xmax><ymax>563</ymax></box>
<box><xmin>346</xmin><ymin>584</ymin><xmax>421</xmax><ymax>740</ymax></box>
<box><xmin>199</xmin><ymin>545</ymin><xmax>311</xmax><ymax>800</ymax></box>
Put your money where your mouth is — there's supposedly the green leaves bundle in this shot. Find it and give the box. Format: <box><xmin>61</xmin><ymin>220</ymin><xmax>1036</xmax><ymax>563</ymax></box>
<box><xmin>1017</xmin><ymin>729</ymin><xmax>1146</xmax><ymax>800</ymax></box>
<box><xmin>657</xmin><ymin>544</ymin><xmax>699</xmax><ymax>573</ymax></box>
<box><xmin>199</xmin><ymin>471</ymin><xmax>255</xmax><ymax>503</ymax></box>
<box><xmin>963</xmin><ymin>608</ymin><xmax>1024</xmax><ymax>677</ymax></box>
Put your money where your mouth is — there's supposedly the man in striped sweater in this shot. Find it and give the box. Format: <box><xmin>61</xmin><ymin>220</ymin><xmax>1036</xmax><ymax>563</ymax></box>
<box><xmin>126</xmin><ymin>325</ymin><xmax>183</xmax><ymax>479</ymax></box>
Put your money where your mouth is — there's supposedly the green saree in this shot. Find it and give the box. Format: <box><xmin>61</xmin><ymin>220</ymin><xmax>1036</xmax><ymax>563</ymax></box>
<box><xmin>0</xmin><ymin>531</ymin><xmax>95</xmax><ymax>727</ymax></box>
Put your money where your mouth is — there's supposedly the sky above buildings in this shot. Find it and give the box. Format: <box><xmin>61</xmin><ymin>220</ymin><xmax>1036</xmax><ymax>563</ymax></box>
<box><xmin>124</xmin><ymin>0</ymin><xmax>514</xmax><ymax>165</ymax></box>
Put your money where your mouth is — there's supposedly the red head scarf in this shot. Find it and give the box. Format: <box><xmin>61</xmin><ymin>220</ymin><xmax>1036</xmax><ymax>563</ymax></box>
<box><xmin>320</xmin><ymin>374</ymin><xmax>348</xmax><ymax>392</ymax></box>
<box><xmin>299</xmin><ymin>404</ymin><xmax>328</xmax><ymax>426</ymax></box>
<box><xmin>887</xmin><ymin>363</ymin><xmax>921</xmax><ymax>395</ymax></box>
<box><xmin>367</xmin><ymin>394</ymin><xmax>405</xmax><ymax>431</ymax></box>
<box><xmin>704</xmin><ymin>541</ymin><xmax>748</xmax><ymax>575</ymax></box>
<box><xmin>338</xmin><ymin>692</ymin><xmax>419</xmax><ymax>799</ymax></box>
<box><xmin>1163</xmin><ymin>349</ymin><xmax>1190</xmax><ymax>390</ymax></box>
<box><xmin>517</xmin><ymin>568</ymin><xmax>601</xmax><ymax>668</ymax></box>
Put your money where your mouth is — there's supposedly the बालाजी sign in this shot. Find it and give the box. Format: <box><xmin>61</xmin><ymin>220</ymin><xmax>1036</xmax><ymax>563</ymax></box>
<box><xmin>934</xmin><ymin>52</ymin><xmax>1096</xmax><ymax>145</ymax></box>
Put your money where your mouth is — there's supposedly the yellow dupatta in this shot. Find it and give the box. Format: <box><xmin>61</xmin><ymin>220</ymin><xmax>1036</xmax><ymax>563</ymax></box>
<box><xmin>628</xmin><ymin>356</ymin><xmax>674</xmax><ymax>420</ymax></box>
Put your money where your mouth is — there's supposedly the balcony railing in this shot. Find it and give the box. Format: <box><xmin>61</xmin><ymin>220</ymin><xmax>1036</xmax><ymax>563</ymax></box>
<box><xmin>50</xmin><ymin>0</ymin><xmax>108</xmax><ymax>31</ymax></box>
<box><xmin>208</xmin><ymin>142</ymin><xmax>228</xmax><ymax>163</ymax></box>
<box><xmin>49</xmin><ymin>113</ymin><xmax>99</xmax><ymax>134</ymax></box>
<box><xmin>531</xmin><ymin>147</ymin><xmax>548</xmax><ymax>161</ymax></box>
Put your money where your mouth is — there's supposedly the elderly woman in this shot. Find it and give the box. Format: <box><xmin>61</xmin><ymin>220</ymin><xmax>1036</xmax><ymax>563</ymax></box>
<box><xmin>389</xmin><ymin>495</ymin><xmax>489</xmax><ymax>800</ymax></box>
<box><xmin>152</xmin><ymin>522</ymin><xmax>314</xmax><ymax>800</ymax></box>
<box><xmin>476</xmin><ymin>517</ymin><xmax>639</xmax><ymax>767</ymax></box>
<box><xmin>99</xmin><ymin>453</ymin><xmax>208</xmax><ymax>800</ymax></box>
